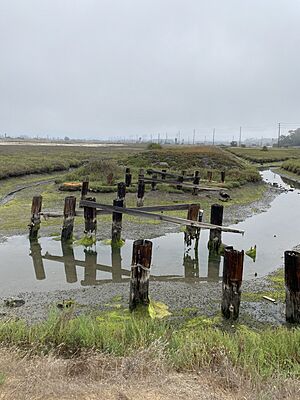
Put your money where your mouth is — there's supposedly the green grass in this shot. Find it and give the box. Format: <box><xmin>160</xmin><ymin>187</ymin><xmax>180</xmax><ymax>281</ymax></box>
<box><xmin>0</xmin><ymin>310</ymin><xmax>299</xmax><ymax>379</ymax></box>
<box><xmin>282</xmin><ymin>159</ymin><xmax>300</xmax><ymax>176</ymax></box>
<box><xmin>229</xmin><ymin>147</ymin><xmax>300</xmax><ymax>164</ymax></box>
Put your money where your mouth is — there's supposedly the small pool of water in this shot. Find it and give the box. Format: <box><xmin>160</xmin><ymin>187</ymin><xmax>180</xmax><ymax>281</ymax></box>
<box><xmin>0</xmin><ymin>170</ymin><xmax>300</xmax><ymax>296</ymax></box>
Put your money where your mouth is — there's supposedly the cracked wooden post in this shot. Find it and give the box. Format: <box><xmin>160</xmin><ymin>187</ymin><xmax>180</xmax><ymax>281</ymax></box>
<box><xmin>151</xmin><ymin>174</ymin><xmax>158</xmax><ymax>191</ymax></box>
<box><xmin>184</xmin><ymin>204</ymin><xmax>200</xmax><ymax>247</ymax></box>
<box><xmin>29</xmin><ymin>195</ymin><xmax>42</xmax><ymax>240</ymax></box>
<box><xmin>81</xmin><ymin>179</ymin><xmax>89</xmax><ymax>200</ymax></box>
<box><xmin>221</xmin><ymin>170</ymin><xmax>226</xmax><ymax>183</ymax></box>
<box><xmin>61</xmin><ymin>196</ymin><xmax>76</xmax><ymax>241</ymax></box>
<box><xmin>125</xmin><ymin>167</ymin><xmax>132</xmax><ymax>187</ymax></box>
<box><xmin>84</xmin><ymin>197</ymin><xmax>97</xmax><ymax>235</ymax></box>
<box><xmin>61</xmin><ymin>241</ymin><xmax>77</xmax><ymax>283</ymax></box>
<box><xmin>207</xmin><ymin>171</ymin><xmax>212</xmax><ymax>182</ymax></box>
<box><xmin>285</xmin><ymin>250</ymin><xmax>300</xmax><ymax>323</ymax></box>
<box><xmin>161</xmin><ymin>169</ymin><xmax>167</xmax><ymax>180</ymax></box>
<box><xmin>208</xmin><ymin>204</ymin><xmax>223</xmax><ymax>251</ymax></box>
<box><xmin>117</xmin><ymin>182</ymin><xmax>126</xmax><ymax>201</ymax></box>
<box><xmin>193</xmin><ymin>170</ymin><xmax>200</xmax><ymax>195</ymax></box>
<box><xmin>30</xmin><ymin>239</ymin><xmax>45</xmax><ymax>280</ymax></box>
<box><xmin>112</xmin><ymin>199</ymin><xmax>123</xmax><ymax>244</ymax></box>
<box><xmin>129</xmin><ymin>239</ymin><xmax>152</xmax><ymax>311</ymax></box>
<box><xmin>221</xmin><ymin>247</ymin><xmax>244</xmax><ymax>320</ymax></box>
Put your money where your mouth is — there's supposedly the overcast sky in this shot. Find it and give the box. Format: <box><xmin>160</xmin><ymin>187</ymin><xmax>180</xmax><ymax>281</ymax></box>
<box><xmin>1</xmin><ymin>0</ymin><xmax>300</xmax><ymax>141</ymax></box>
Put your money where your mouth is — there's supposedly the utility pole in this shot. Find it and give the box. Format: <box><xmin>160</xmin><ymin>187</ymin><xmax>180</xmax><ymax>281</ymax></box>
<box><xmin>239</xmin><ymin>126</ymin><xmax>242</xmax><ymax>147</ymax></box>
<box><xmin>212</xmin><ymin>128</ymin><xmax>215</xmax><ymax>145</ymax></box>
<box><xmin>193</xmin><ymin>129</ymin><xmax>195</xmax><ymax>145</ymax></box>
<box><xmin>278</xmin><ymin>122</ymin><xmax>281</xmax><ymax>148</ymax></box>
<box><xmin>178</xmin><ymin>131</ymin><xmax>181</xmax><ymax>144</ymax></box>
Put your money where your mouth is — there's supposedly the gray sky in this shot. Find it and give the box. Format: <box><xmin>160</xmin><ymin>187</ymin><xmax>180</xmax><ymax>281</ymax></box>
<box><xmin>1</xmin><ymin>0</ymin><xmax>300</xmax><ymax>141</ymax></box>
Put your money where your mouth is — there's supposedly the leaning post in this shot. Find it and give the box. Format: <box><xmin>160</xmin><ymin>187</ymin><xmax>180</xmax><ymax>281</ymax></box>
<box><xmin>221</xmin><ymin>247</ymin><xmax>244</xmax><ymax>320</ymax></box>
<box><xmin>61</xmin><ymin>196</ymin><xmax>76</xmax><ymax>241</ymax></box>
<box><xmin>285</xmin><ymin>251</ymin><xmax>300</xmax><ymax>323</ymax></box>
<box><xmin>129</xmin><ymin>239</ymin><xmax>152</xmax><ymax>311</ymax></box>
<box><xmin>29</xmin><ymin>195</ymin><xmax>42</xmax><ymax>240</ymax></box>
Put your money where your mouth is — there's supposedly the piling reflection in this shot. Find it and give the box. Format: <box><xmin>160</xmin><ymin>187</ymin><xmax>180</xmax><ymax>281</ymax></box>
<box><xmin>207</xmin><ymin>249</ymin><xmax>221</xmax><ymax>281</ymax></box>
<box><xmin>29</xmin><ymin>239</ymin><xmax>45</xmax><ymax>280</ymax></box>
<box><xmin>61</xmin><ymin>242</ymin><xmax>77</xmax><ymax>283</ymax></box>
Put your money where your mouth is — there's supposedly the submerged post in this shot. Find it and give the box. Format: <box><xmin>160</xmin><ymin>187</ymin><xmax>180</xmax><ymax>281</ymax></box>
<box><xmin>285</xmin><ymin>251</ymin><xmax>300</xmax><ymax>323</ymax></box>
<box><xmin>129</xmin><ymin>239</ymin><xmax>152</xmax><ymax>311</ymax></box>
<box><xmin>125</xmin><ymin>167</ymin><xmax>132</xmax><ymax>187</ymax></box>
<box><xmin>61</xmin><ymin>196</ymin><xmax>76</xmax><ymax>241</ymax></box>
<box><xmin>84</xmin><ymin>197</ymin><xmax>97</xmax><ymax>235</ymax></box>
<box><xmin>208</xmin><ymin>204</ymin><xmax>223</xmax><ymax>251</ymax></box>
<box><xmin>221</xmin><ymin>247</ymin><xmax>244</xmax><ymax>320</ymax></box>
<box><xmin>184</xmin><ymin>204</ymin><xmax>200</xmax><ymax>247</ymax></box>
<box><xmin>112</xmin><ymin>199</ymin><xmax>123</xmax><ymax>244</ymax></box>
<box><xmin>29</xmin><ymin>195</ymin><xmax>42</xmax><ymax>240</ymax></box>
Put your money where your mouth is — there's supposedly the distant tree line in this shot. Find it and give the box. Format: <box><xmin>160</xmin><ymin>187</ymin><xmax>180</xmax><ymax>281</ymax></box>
<box><xmin>279</xmin><ymin>128</ymin><xmax>300</xmax><ymax>146</ymax></box>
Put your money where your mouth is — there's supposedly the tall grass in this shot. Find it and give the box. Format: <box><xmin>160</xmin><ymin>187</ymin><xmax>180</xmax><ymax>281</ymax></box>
<box><xmin>0</xmin><ymin>310</ymin><xmax>299</xmax><ymax>379</ymax></box>
<box><xmin>282</xmin><ymin>159</ymin><xmax>300</xmax><ymax>176</ymax></box>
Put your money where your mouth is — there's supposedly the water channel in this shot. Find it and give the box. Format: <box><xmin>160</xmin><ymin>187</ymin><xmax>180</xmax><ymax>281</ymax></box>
<box><xmin>0</xmin><ymin>169</ymin><xmax>299</xmax><ymax>296</ymax></box>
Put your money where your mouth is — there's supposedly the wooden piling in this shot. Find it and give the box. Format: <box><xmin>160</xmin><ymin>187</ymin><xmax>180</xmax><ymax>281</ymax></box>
<box><xmin>221</xmin><ymin>170</ymin><xmax>226</xmax><ymax>183</ymax></box>
<box><xmin>207</xmin><ymin>171</ymin><xmax>212</xmax><ymax>182</ymax></box>
<box><xmin>151</xmin><ymin>174</ymin><xmax>158</xmax><ymax>191</ymax></box>
<box><xmin>161</xmin><ymin>169</ymin><xmax>167</xmax><ymax>180</ymax></box>
<box><xmin>29</xmin><ymin>195</ymin><xmax>42</xmax><ymax>240</ymax></box>
<box><xmin>138</xmin><ymin>168</ymin><xmax>145</xmax><ymax>180</ymax></box>
<box><xmin>81</xmin><ymin>180</ymin><xmax>89</xmax><ymax>199</ymax></box>
<box><xmin>125</xmin><ymin>167</ymin><xmax>132</xmax><ymax>187</ymax></box>
<box><xmin>177</xmin><ymin>175</ymin><xmax>184</xmax><ymax>190</ymax></box>
<box><xmin>184</xmin><ymin>204</ymin><xmax>200</xmax><ymax>247</ymax></box>
<box><xmin>84</xmin><ymin>197</ymin><xmax>97</xmax><ymax>234</ymax></box>
<box><xmin>221</xmin><ymin>247</ymin><xmax>244</xmax><ymax>320</ymax></box>
<box><xmin>137</xmin><ymin>180</ymin><xmax>145</xmax><ymax>207</ymax></box>
<box><xmin>117</xmin><ymin>182</ymin><xmax>126</xmax><ymax>200</ymax></box>
<box><xmin>61</xmin><ymin>196</ymin><xmax>76</xmax><ymax>241</ymax></box>
<box><xmin>208</xmin><ymin>204</ymin><xmax>223</xmax><ymax>251</ymax></box>
<box><xmin>112</xmin><ymin>199</ymin><xmax>123</xmax><ymax>243</ymax></box>
<box><xmin>129</xmin><ymin>239</ymin><xmax>152</xmax><ymax>311</ymax></box>
<box><xmin>192</xmin><ymin>171</ymin><xmax>200</xmax><ymax>195</ymax></box>
<box><xmin>285</xmin><ymin>250</ymin><xmax>300</xmax><ymax>323</ymax></box>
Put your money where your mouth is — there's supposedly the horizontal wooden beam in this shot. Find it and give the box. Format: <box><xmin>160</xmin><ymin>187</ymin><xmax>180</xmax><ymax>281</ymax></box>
<box><xmin>79</xmin><ymin>199</ymin><xmax>244</xmax><ymax>234</ymax></box>
<box><xmin>142</xmin><ymin>177</ymin><xmax>227</xmax><ymax>191</ymax></box>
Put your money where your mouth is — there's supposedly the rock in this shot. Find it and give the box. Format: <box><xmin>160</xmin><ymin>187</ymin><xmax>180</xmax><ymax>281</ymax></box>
<box><xmin>4</xmin><ymin>298</ymin><xmax>25</xmax><ymax>307</ymax></box>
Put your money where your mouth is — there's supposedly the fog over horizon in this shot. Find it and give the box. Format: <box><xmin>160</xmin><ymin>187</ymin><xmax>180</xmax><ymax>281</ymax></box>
<box><xmin>1</xmin><ymin>0</ymin><xmax>300</xmax><ymax>142</ymax></box>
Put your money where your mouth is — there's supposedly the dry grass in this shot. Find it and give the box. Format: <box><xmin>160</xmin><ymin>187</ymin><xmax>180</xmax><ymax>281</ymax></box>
<box><xmin>0</xmin><ymin>346</ymin><xmax>298</xmax><ymax>400</ymax></box>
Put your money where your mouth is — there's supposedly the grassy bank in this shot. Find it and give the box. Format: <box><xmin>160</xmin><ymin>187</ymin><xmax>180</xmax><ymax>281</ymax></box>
<box><xmin>228</xmin><ymin>147</ymin><xmax>300</xmax><ymax>164</ymax></box>
<box><xmin>282</xmin><ymin>159</ymin><xmax>300</xmax><ymax>177</ymax></box>
<box><xmin>0</xmin><ymin>309</ymin><xmax>299</xmax><ymax>381</ymax></box>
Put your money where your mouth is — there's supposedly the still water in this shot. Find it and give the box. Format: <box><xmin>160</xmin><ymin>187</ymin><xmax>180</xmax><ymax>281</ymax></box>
<box><xmin>0</xmin><ymin>170</ymin><xmax>299</xmax><ymax>296</ymax></box>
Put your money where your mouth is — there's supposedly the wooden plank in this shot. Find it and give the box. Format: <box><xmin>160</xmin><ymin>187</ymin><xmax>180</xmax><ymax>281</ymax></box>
<box><xmin>146</xmin><ymin>169</ymin><xmax>194</xmax><ymax>180</ymax></box>
<box><xmin>79</xmin><ymin>199</ymin><xmax>244</xmax><ymax>234</ymax></box>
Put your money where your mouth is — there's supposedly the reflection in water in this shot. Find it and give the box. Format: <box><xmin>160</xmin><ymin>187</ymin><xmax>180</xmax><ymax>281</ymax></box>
<box><xmin>82</xmin><ymin>249</ymin><xmax>97</xmax><ymax>286</ymax></box>
<box><xmin>207</xmin><ymin>249</ymin><xmax>221</xmax><ymax>281</ymax></box>
<box><xmin>111</xmin><ymin>246</ymin><xmax>122</xmax><ymax>282</ymax></box>
<box><xmin>61</xmin><ymin>242</ymin><xmax>77</xmax><ymax>283</ymax></box>
<box><xmin>30</xmin><ymin>239</ymin><xmax>45</xmax><ymax>280</ymax></box>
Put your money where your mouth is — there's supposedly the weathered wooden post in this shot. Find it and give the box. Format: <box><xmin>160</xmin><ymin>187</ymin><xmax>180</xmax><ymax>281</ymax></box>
<box><xmin>107</xmin><ymin>172</ymin><xmax>114</xmax><ymax>185</ymax></box>
<box><xmin>84</xmin><ymin>197</ymin><xmax>97</xmax><ymax>234</ymax></box>
<box><xmin>177</xmin><ymin>175</ymin><xmax>184</xmax><ymax>190</ymax></box>
<box><xmin>138</xmin><ymin>168</ymin><xmax>145</xmax><ymax>180</ymax></box>
<box><xmin>151</xmin><ymin>174</ymin><xmax>158</xmax><ymax>191</ymax></box>
<box><xmin>125</xmin><ymin>167</ymin><xmax>132</xmax><ymax>187</ymax></box>
<box><xmin>221</xmin><ymin>247</ymin><xmax>244</xmax><ymax>320</ymax></box>
<box><xmin>161</xmin><ymin>169</ymin><xmax>167</xmax><ymax>180</ymax></box>
<box><xmin>117</xmin><ymin>182</ymin><xmax>126</xmax><ymax>200</ymax></box>
<box><xmin>29</xmin><ymin>239</ymin><xmax>45</xmax><ymax>280</ymax></box>
<box><xmin>184</xmin><ymin>204</ymin><xmax>200</xmax><ymax>247</ymax></box>
<box><xmin>81</xmin><ymin>179</ymin><xmax>89</xmax><ymax>200</ymax></box>
<box><xmin>285</xmin><ymin>250</ymin><xmax>300</xmax><ymax>323</ymax></box>
<box><xmin>112</xmin><ymin>199</ymin><xmax>123</xmax><ymax>244</ymax></box>
<box><xmin>129</xmin><ymin>239</ymin><xmax>152</xmax><ymax>311</ymax></box>
<box><xmin>29</xmin><ymin>195</ymin><xmax>42</xmax><ymax>240</ymax></box>
<box><xmin>221</xmin><ymin>170</ymin><xmax>226</xmax><ymax>183</ymax></box>
<box><xmin>193</xmin><ymin>170</ymin><xmax>200</xmax><ymax>195</ymax></box>
<box><xmin>208</xmin><ymin>204</ymin><xmax>223</xmax><ymax>251</ymax></box>
<box><xmin>207</xmin><ymin>171</ymin><xmax>212</xmax><ymax>182</ymax></box>
<box><xmin>61</xmin><ymin>196</ymin><xmax>76</xmax><ymax>241</ymax></box>
<box><xmin>137</xmin><ymin>180</ymin><xmax>145</xmax><ymax>207</ymax></box>
<box><xmin>61</xmin><ymin>241</ymin><xmax>77</xmax><ymax>283</ymax></box>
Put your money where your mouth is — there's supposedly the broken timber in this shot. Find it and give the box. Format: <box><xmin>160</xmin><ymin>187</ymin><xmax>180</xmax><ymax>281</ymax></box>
<box><xmin>79</xmin><ymin>199</ymin><xmax>244</xmax><ymax>234</ymax></box>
